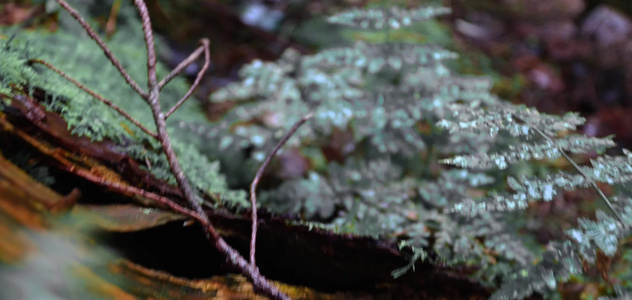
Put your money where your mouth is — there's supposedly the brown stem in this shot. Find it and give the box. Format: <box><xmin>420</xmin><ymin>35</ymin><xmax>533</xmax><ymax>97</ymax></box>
<box><xmin>249</xmin><ymin>113</ymin><xmax>314</xmax><ymax>266</ymax></box>
<box><xmin>164</xmin><ymin>39</ymin><xmax>211</xmax><ymax>119</ymax></box>
<box><xmin>74</xmin><ymin>166</ymin><xmax>201</xmax><ymax>219</ymax></box>
<box><xmin>51</xmin><ymin>0</ymin><xmax>289</xmax><ymax>298</ymax></box>
<box><xmin>28</xmin><ymin>59</ymin><xmax>157</xmax><ymax>138</ymax></box>
<box><xmin>158</xmin><ymin>41</ymin><xmax>207</xmax><ymax>90</ymax></box>
<box><xmin>53</xmin><ymin>0</ymin><xmax>148</xmax><ymax>99</ymax></box>
<box><xmin>132</xmin><ymin>1</ymin><xmax>289</xmax><ymax>298</ymax></box>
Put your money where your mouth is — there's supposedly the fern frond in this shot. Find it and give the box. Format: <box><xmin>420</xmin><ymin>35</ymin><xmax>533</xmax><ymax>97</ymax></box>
<box><xmin>327</xmin><ymin>6</ymin><xmax>451</xmax><ymax>30</ymax></box>
<box><xmin>301</xmin><ymin>42</ymin><xmax>458</xmax><ymax>73</ymax></box>
<box><xmin>438</xmin><ymin>103</ymin><xmax>585</xmax><ymax>137</ymax></box>
<box><xmin>211</xmin><ymin>59</ymin><xmax>300</xmax><ymax>103</ymax></box>
<box><xmin>567</xmin><ymin>210</ymin><xmax>625</xmax><ymax>259</ymax></box>
<box><xmin>443</xmin><ymin>135</ymin><xmax>615</xmax><ymax>170</ymax></box>
<box><xmin>450</xmin><ymin>150</ymin><xmax>632</xmax><ymax>216</ymax></box>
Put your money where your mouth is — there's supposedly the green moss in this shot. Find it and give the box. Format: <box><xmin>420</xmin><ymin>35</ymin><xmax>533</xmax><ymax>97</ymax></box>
<box><xmin>0</xmin><ymin>3</ymin><xmax>245</xmax><ymax>206</ymax></box>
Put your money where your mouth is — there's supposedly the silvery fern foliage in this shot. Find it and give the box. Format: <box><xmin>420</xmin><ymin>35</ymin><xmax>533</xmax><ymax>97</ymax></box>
<box><xmin>440</xmin><ymin>102</ymin><xmax>632</xmax><ymax>298</ymax></box>
<box><xmin>209</xmin><ymin>6</ymin><xmax>498</xmax><ymax>160</ymax></box>
<box><xmin>490</xmin><ymin>199</ymin><xmax>632</xmax><ymax>300</ymax></box>
<box><xmin>439</xmin><ymin>103</ymin><xmax>622</xmax><ymax>216</ymax></box>
<box><xmin>203</xmin><ymin>4</ymin><xmax>537</xmax><ymax>290</ymax></box>
<box><xmin>327</xmin><ymin>6</ymin><xmax>451</xmax><ymax>30</ymax></box>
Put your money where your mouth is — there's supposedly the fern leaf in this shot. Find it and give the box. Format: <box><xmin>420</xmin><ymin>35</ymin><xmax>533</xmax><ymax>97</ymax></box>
<box><xmin>443</xmin><ymin>135</ymin><xmax>615</xmax><ymax>170</ymax></box>
<box><xmin>327</xmin><ymin>6</ymin><xmax>451</xmax><ymax>30</ymax></box>
<box><xmin>301</xmin><ymin>42</ymin><xmax>458</xmax><ymax>73</ymax></box>
<box><xmin>450</xmin><ymin>166</ymin><xmax>632</xmax><ymax>216</ymax></box>
<box><xmin>437</xmin><ymin>104</ymin><xmax>585</xmax><ymax>137</ymax></box>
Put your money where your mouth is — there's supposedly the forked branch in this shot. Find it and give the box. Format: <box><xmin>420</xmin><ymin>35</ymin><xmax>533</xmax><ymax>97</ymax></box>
<box><xmin>53</xmin><ymin>0</ymin><xmax>147</xmax><ymax>98</ymax></box>
<box><xmin>165</xmin><ymin>39</ymin><xmax>211</xmax><ymax>119</ymax></box>
<box><xmin>52</xmin><ymin>0</ymin><xmax>289</xmax><ymax>298</ymax></box>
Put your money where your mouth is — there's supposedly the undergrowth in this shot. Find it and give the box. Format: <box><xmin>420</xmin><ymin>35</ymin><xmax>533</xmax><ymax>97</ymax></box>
<box><xmin>2</xmin><ymin>1</ymin><xmax>632</xmax><ymax>299</ymax></box>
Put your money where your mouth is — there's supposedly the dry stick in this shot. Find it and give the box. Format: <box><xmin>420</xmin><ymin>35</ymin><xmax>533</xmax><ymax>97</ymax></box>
<box><xmin>74</xmin><ymin>167</ymin><xmax>202</xmax><ymax>220</ymax></box>
<box><xmin>53</xmin><ymin>0</ymin><xmax>288</xmax><ymax>297</ymax></box>
<box><xmin>28</xmin><ymin>59</ymin><xmax>158</xmax><ymax>138</ymax></box>
<box><xmin>132</xmin><ymin>0</ymin><xmax>204</xmax><ymax>226</ymax></box>
<box><xmin>165</xmin><ymin>39</ymin><xmax>210</xmax><ymax>119</ymax></box>
<box><xmin>249</xmin><ymin>113</ymin><xmax>314</xmax><ymax>266</ymax></box>
<box><xmin>53</xmin><ymin>0</ymin><xmax>148</xmax><ymax>99</ymax></box>
<box><xmin>132</xmin><ymin>1</ymin><xmax>289</xmax><ymax>299</ymax></box>
<box><xmin>158</xmin><ymin>41</ymin><xmax>207</xmax><ymax>90</ymax></box>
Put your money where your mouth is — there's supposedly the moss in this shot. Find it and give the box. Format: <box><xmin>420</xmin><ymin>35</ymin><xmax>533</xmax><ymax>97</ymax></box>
<box><xmin>0</xmin><ymin>3</ymin><xmax>245</xmax><ymax>206</ymax></box>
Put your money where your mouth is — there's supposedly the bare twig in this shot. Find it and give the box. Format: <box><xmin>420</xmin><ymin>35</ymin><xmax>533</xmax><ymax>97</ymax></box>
<box><xmin>139</xmin><ymin>1</ymin><xmax>289</xmax><ymax>298</ymax></box>
<box><xmin>158</xmin><ymin>41</ymin><xmax>207</xmax><ymax>90</ymax></box>
<box><xmin>53</xmin><ymin>0</ymin><xmax>147</xmax><ymax>99</ymax></box>
<box><xmin>164</xmin><ymin>39</ymin><xmax>211</xmax><ymax>119</ymax></box>
<box><xmin>75</xmin><ymin>166</ymin><xmax>202</xmax><ymax>219</ymax></box>
<box><xmin>28</xmin><ymin>59</ymin><xmax>157</xmax><ymax>138</ymax></box>
<box><xmin>132</xmin><ymin>0</ymin><xmax>203</xmax><ymax>221</ymax></box>
<box><xmin>249</xmin><ymin>113</ymin><xmax>314</xmax><ymax>266</ymax></box>
<box><xmin>51</xmin><ymin>0</ymin><xmax>290</xmax><ymax>298</ymax></box>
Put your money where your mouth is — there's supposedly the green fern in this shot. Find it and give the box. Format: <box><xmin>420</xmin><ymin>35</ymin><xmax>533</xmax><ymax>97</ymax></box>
<box><xmin>440</xmin><ymin>87</ymin><xmax>632</xmax><ymax>299</ymax></box>
<box><xmin>196</xmin><ymin>5</ymin><xmax>545</xmax><ymax>291</ymax></box>
<box><xmin>326</xmin><ymin>6</ymin><xmax>451</xmax><ymax>30</ymax></box>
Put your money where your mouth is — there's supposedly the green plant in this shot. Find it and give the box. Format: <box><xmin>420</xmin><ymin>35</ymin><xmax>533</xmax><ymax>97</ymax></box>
<box><xmin>441</xmin><ymin>102</ymin><xmax>632</xmax><ymax>299</ymax></box>
<box><xmin>206</xmin><ymin>3</ymin><xmax>537</xmax><ymax>290</ymax></box>
<box><xmin>206</xmin><ymin>4</ymin><xmax>632</xmax><ymax>299</ymax></box>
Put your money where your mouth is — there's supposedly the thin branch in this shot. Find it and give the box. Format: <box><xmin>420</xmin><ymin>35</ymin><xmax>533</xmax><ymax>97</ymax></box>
<box><xmin>249</xmin><ymin>113</ymin><xmax>314</xmax><ymax>266</ymax></box>
<box><xmin>158</xmin><ymin>40</ymin><xmax>207</xmax><ymax>90</ymax></box>
<box><xmin>73</xmin><ymin>165</ymin><xmax>202</xmax><ymax>220</ymax></box>
<box><xmin>164</xmin><ymin>39</ymin><xmax>210</xmax><ymax>119</ymax></box>
<box><xmin>28</xmin><ymin>59</ymin><xmax>157</xmax><ymax>138</ymax></box>
<box><xmin>51</xmin><ymin>0</ymin><xmax>289</xmax><ymax>298</ymax></box>
<box><xmin>132</xmin><ymin>1</ymin><xmax>289</xmax><ymax>298</ymax></box>
<box><xmin>133</xmin><ymin>0</ymin><xmax>158</xmax><ymax>91</ymax></box>
<box><xmin>132</xmin><ymin>0</ymin><xmax>205</xmax><ymax>229</ymax></box>
<box><xmin>53</xmin><ymin>0</ymin><xmax>147</xmax><ymax>99</ymax></box>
